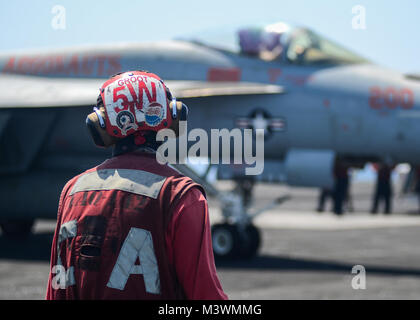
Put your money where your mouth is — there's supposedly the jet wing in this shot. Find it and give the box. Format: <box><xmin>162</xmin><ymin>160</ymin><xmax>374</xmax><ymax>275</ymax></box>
<box><xmin>166</xmin><ymin>80</ymin><xmax>285</xmax><ymax>98</ymax></box>
<box><xmin>0</xmin><ymin>74</ymin><xmax>285</xmax><ymax>108</ymax></box>
<box><xmin>0</xmin><ymin>74</ymin><xmax>103</xmax><ymax>108</ymax></box>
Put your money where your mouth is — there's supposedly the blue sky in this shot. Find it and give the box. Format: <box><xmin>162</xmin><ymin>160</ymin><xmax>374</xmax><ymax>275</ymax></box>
<box><xmin>0</xmin><ymin>0</ymin><xmax>419</xmax><ymax>73</ymax></box>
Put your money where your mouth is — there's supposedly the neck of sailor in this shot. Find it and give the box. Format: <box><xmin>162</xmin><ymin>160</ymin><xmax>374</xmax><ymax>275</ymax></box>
<box><xmin>112</xmin><ymin>132</ymin><xmax>160</xmax><ymax>157</ymax></box>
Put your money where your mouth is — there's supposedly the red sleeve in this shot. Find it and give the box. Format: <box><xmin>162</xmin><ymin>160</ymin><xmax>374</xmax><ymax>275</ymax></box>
<box><xmin>45</xmin><ymin>220</ymin><xmax>60</xmax><ymax>300</ymax></box>
<box><xmin>166</xmin><ymin>187</ymin><xmax>228</xmax><ymax>300</ymax></box>
<box><xmin>45</xmin><ymin>178</ymin><xmax>74</xmax><ymax>300</ymax></box>
<box><xmin>46</xmin><ymin>197</ymin><xmax>64</xmax><ymax>300</ymax></box>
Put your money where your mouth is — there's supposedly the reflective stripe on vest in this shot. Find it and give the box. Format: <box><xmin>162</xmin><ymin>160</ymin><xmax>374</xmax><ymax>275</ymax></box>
<box><xmin>69</xmin><ymin>169</ymin><xmax>166</xmax><ymax>199</ymax></box>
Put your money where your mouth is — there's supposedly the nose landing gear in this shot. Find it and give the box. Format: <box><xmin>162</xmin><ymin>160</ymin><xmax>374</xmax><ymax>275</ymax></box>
<box><xmin>172</xmin><ymin>164</ymin><xmax>290</xmax><ymax>260</ymax></box>
<box><xmin>212</xmin><ymin>223</ymin><xmax>261</xmax><ymax>259</ymax></box>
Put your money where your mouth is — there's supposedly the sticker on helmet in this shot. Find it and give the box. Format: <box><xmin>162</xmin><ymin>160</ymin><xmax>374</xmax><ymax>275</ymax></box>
<box><xmin>144</xmin><ymin>102</ymin><xmax>164</xmax><ymax>127</ymax></box>
<box><xmin>116</xmin><ymin>110</ymin><xmax>138</xmax><ymax>135</ymax></box>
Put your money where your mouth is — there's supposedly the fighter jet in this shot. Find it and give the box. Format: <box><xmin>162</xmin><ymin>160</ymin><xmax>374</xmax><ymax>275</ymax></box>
<box><xmin>0</xmin><ymin>22</ymin><xmax>419</xmax><ymax>258</ymax></box>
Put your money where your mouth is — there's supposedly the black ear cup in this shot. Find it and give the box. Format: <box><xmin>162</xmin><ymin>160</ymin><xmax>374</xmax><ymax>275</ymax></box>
<box><xmin>86</xmin><ymin>99</ymin><xmax>188</xmax><ymax>147</ymax></box>
<box><xmin>179</xmin><ymin>102</ymin><xmax>188</xmax><ymax>121</ymax></box>
<box><xmin>85</xmin><ymin>108</ymin><xmax>118</xmax><ymax>148</ymax></box>
<box><xmin>169</xmin><ymin>101</ymin><xmax>188</xmax><ymax>136</ymax></box>
<box><xmin>86</xmin><ymin>115</ymin><xmax>105</xmax><ymax>147</ymax></box>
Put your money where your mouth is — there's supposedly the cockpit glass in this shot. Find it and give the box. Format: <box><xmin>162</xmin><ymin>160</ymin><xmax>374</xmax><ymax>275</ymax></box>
<box><xmin>237</xmin><ymin>22</ymin><xmax>291</xmax><ymax>61</ymax></box>
<box><xmin>182</xmin><ymin>22</ymin><xmax>368</xmax><ymax>65</ymax></box>
<box><xmin>285</xmin><ymin>28</ymin><xmax>368</xmax><ymax>65</ymax></box>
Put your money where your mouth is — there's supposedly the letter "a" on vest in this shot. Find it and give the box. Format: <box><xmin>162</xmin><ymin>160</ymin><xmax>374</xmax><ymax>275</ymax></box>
<box><xmin>107</xmin><ymin>227</ymin><xmax>161</xmax><ymax>294</ymax></box>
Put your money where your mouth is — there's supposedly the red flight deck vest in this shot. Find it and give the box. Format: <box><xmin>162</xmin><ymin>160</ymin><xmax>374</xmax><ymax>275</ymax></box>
<box><xmin>46</xmin><ymin>151</ymin><xmax>204</xmax><ymax>300</ymax></box>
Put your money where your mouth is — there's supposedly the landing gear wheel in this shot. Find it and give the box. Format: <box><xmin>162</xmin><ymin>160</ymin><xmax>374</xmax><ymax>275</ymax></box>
<box><xmin>239</xmin><ymin>224</ymin><xmax>261</xmax><ymax>259</ymax></box>
<box><xmin>211</xmin><ymin>223</ymin><xmax>241</xmax><ymax>259</ymax></box>
<box><xmin>212</xmin><ymin>223</ymin><xmax>261</xmax><ymax>259</ymax></box>
<box><xmin>0</xmin><ymin>219</ymin><xmax>35</xmax><ymax>238</ymax></box>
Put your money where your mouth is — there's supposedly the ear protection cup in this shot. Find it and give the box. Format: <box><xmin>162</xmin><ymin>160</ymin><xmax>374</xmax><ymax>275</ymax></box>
<box><xmin>86</xmin><ymin>101</ymin><xmax>189</xmax><ymax>147</ymax></box>
<box><xmin>169</xmin><ymin>100</ymin><xmax>189</xmax><ymax>137</ymax></box>
<box><xmin>86</xmin><ymin>107</ymin><xmax>118</xmax><ymax>148</ymax></box>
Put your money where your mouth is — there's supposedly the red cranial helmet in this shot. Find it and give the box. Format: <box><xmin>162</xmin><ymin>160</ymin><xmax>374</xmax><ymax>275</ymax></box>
<box><xmin>86</xmin><ymin>70</ymin><xmax>187</xmax><ymax>148</ymax></box>
<box><xmin>99</xmin><ymin>70</ymin><xmax>173</xmax><ymax>138</ymax></box>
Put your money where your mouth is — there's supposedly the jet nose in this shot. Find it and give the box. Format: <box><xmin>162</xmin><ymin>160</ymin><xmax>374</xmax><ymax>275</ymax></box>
<box><xmin>403</xmin><ymin>75</ymin><xmax>420</xmax><ymax>110</ymax></box>
<box><xmin>410</xmin><ymin>87</ymin><xmax>420</xmax><ymax>110</ymax></box>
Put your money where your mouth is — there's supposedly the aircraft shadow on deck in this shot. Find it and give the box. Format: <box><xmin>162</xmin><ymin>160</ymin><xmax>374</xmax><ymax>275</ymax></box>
<box><xmin>216</xmin><ymin>255</ymin><xmax>420</xmax><ymax>278</ymax></box>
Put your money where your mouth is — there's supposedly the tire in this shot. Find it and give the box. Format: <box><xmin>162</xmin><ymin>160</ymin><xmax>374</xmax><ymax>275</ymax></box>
<box><xmin>0</xmin><ymin>219</ymin><xmax>35</xmax><ymax>239</ymax></box>
<box><xmin>239</xmin><ymin>224</ymin><xmax>261</xmax><ymax>259</ymax></box>
<box><xmin>211</xmin><ymin>223</ymin><xmax>241</xmax><ymax>259</ymax></box>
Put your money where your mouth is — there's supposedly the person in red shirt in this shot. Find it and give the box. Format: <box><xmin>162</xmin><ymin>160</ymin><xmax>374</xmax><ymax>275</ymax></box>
<box><xmin>45</xmin><ymin>70</ymin><xmax>227</xmax><ymax>300</ymax></box>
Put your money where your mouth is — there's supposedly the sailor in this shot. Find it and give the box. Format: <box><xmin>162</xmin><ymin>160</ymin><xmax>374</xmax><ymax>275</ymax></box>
<box><xmin>371</xmin><ymin>162</ymin><xmax>394</xmax><ymax>215</ymax></box>
<box><xmin>46</xmin><ymin>70</ymin><xmax>227</xmax><ymax>300</ymax></box>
